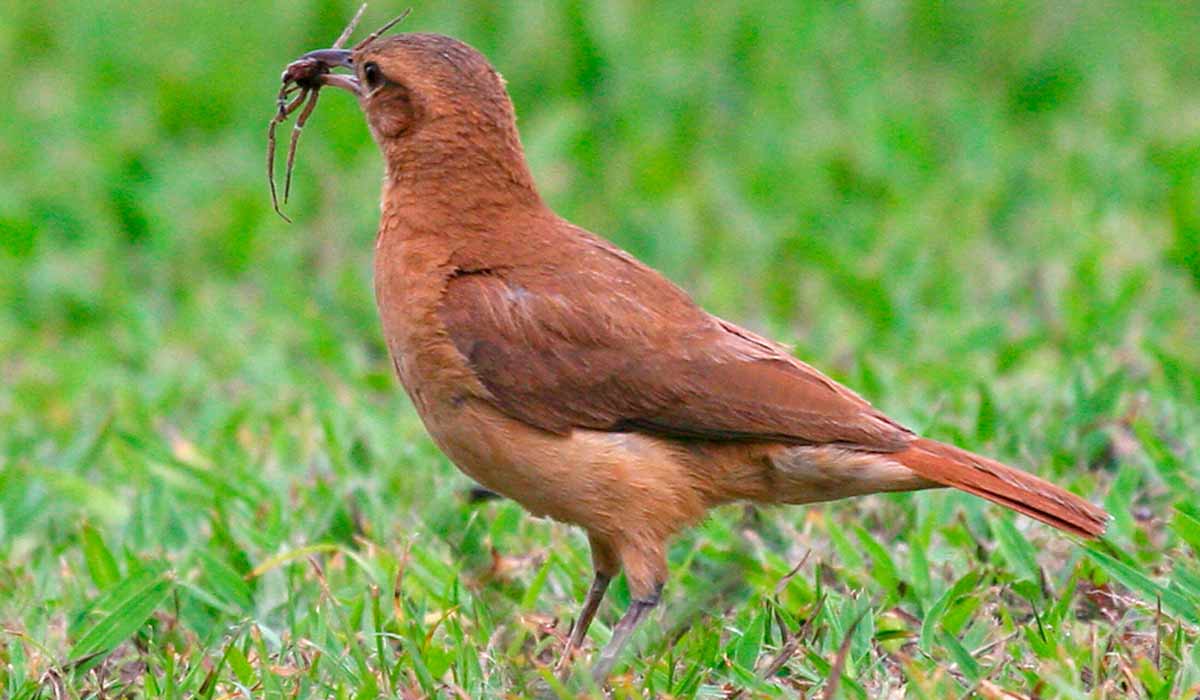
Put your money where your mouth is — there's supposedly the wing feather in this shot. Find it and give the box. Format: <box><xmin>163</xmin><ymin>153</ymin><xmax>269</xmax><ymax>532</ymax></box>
<box><xmin>437</xmin><ymin>230</ymin><xmax>912</xmax><ymax>450</ymax></box>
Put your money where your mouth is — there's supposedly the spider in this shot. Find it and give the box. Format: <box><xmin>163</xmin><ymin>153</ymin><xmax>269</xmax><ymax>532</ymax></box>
<box><xmin>267</xmin><ymin>5</ymin><xmax>409</xmax><ymax>221</ymax></box>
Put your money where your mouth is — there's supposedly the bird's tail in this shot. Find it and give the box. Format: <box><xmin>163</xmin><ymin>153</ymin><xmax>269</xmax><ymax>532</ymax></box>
<box><xmin>892</xmin><ymin>438</ymin><xmax>1108</xmax><ymax>538</ymax></box>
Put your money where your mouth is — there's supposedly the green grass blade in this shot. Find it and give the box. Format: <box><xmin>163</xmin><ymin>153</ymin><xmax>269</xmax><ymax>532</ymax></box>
<box><xmin>69</xmin><ymin>568</ymin><xmax>175</xmax><ymax>670</ymax></box>
<box><xmin>920</xmin><ymin>570</ymin><xmax>982</xmax><ymax>653</ymax></box>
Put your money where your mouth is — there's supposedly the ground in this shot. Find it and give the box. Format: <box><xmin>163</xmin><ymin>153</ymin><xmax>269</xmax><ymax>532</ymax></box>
<box><xmin>1</xmin><ymin>1</ymin><xmax>1199</xmax><ymax>698</ymax></box>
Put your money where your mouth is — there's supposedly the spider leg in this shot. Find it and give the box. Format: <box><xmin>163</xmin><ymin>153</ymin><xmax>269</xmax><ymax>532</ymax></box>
<box><xmin>284</xmin><ymin>86</ymin><xmax>321</xmax><ymax>204</ymax></box>
<box><xmin>333</xmin><ymin>3</ymin><xmax>368</xmax><ymax>49</ymax></box>
<box><xmin>353</xmin><ymin>8</ymin><xmax>411</xmax><ymax>51</ymax></box>
<box><xmin>269</xmin><ymin>87</ymin><xmax>310</xmax><ymax>222</ymax></box>
<box><xmin>278</xmin><ymin>85</ymin><xmax>302</xmax><ymax>114</ymax></box>
<box><xmin>275</xmin><ymin>78</ymin><xmax>302</xmax><ymax>120</ymax></box>
<box><xmin>268</xmin><ymin>1</ymin><xmax>369</xmax><ymax>221</ymax></box>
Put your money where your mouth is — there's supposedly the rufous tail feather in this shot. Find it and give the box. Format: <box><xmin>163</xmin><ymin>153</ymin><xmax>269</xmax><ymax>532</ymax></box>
<box><xmin>894</xmin><ymin>438</ymin><xmax>1108</xmax><ymax>538</ymax></box>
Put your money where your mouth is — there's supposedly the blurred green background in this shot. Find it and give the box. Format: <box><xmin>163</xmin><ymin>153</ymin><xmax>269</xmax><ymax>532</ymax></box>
<box><xmin>2</xmin><ymin>1</ymin><xmax>1199</xmax><ymax>697</ymax></box>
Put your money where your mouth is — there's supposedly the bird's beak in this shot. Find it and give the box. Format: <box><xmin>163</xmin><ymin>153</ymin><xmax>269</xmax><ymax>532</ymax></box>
<box><xmin>281</xmin><ymin>48</ymin><xmax>360</xmax><ymax>96</ymax></box>
<box><xmin>299</xmin><ymin>48</ymin><xmax>353</xmax><ymax>68</ymax></box>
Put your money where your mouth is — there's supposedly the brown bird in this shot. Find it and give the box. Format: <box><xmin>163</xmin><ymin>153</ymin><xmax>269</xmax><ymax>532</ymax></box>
<box><xmin>275</xmin><ymin>22</ymin><xmax>1108</xmax><ymax>684</ymax></box>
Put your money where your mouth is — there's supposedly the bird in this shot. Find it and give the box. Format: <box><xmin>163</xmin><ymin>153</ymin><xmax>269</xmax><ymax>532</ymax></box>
<box><xmin>277</xmin><ymin>23</ymin><xmax>1109</xmax><ymax>685</ymax></box>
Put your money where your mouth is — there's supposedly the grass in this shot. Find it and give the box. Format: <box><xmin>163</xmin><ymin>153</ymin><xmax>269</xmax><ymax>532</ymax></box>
<box><xmin>2</xmin><ymin>0</ymin><xmax>1199</xmax><ymax>697</ymax></box>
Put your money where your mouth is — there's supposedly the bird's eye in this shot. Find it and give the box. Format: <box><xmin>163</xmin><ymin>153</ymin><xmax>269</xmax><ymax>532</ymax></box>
<box><xmin>363</xmin><ymin>62</ymin><xmax>384</xmax><ymax>90</ymax></box>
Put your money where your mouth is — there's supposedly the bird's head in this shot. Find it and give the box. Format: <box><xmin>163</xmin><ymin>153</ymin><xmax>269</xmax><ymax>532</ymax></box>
<box><xmin>270</xmin><ymin>10</ymin><xmax>542</xmax><ymax>219</ymax></box>
<box><xmin>281</xmin><ymin>28</ymin><xmax>534</xmax><ymax>193</ymax></box>
<box><xmin>300</xmin><ymin>33</ymin><xmax>511</xmax><ymax>139</ymax></box>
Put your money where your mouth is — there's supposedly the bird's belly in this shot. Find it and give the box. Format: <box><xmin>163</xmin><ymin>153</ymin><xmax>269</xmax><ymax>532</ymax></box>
<box><xmin>414</xmin><ymin>395</ymin><xmax>708</xmax><ymax>537</ymax></box>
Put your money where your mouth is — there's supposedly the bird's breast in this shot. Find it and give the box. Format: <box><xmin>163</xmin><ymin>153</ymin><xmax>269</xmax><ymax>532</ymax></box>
<box><xmin>373</xmin><ymin>229</ymin><xmax>483</xmax><ymax>410</ymax></box>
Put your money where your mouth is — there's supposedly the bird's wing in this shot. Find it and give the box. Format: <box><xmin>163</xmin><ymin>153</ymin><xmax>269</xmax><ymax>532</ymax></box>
<box><xmin>437</xmin><ymin>232</ymin><xmax>913</xmax><ymax>451</ymax></box>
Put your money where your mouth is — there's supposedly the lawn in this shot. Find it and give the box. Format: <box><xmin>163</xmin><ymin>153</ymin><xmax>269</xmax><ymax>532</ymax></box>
<box><xmin>2</xmin><ymin>1</ymin><xmax>1199</xmax><ymax>697</ymax></box>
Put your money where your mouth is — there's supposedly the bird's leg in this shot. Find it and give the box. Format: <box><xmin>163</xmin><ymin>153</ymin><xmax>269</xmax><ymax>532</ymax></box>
<box><xmin>590</xmin><ymin>584</ymin><xmax>662</xmax><ymax>685</ymax></box>
<box><xmin>555</xmin><ymin>571</ymin><xmax>611</xmax><ymax>676</ymax></box>
<box><xmin>555</xmin><ymin>534</ymin><xmax>618</xmax><ymax>676</ymax></box>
